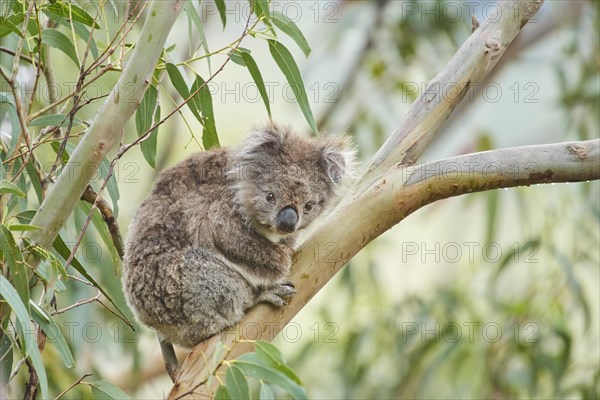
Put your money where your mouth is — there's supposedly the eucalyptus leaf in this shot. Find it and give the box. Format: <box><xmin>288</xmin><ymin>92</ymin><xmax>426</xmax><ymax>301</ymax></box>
<box><xmin>30</xmin><ymin>113</ymin><xmax>85</xmax><ymax>128</ymax></box>
<box><xmin>226</xmin><ymin>365</ymin><xmax>250</xmax><ymax>400</ymax></box>
<box><xmin>272</xmin><ymin>11</ymin><xmax>311</xmax><ymax>57</ymax></box>
<box><xmin>268</xmin><ymin>40</ymin><xmax>317</xmax><ymax>134</ymax></box>
<box><xmin>91</xmin><ymin>380</ymin><xmax>131</xmax><ymax>400</ymax></box>
<box><xmin>0</xmin><ymin>275</ymin><xmax>48</xmax><ymax>399</ymax></box>
<box><xmin>190</xmin><ymin>75</ymin><xmax>220</xmax><ymax>149</ymax></box>
<box><xmin>42</xmin><ymin>28</ymin><xmax>80</xmax><ymax>68</ymax></box>
<box><xmin>135</xmin><ymin>85</ymin><xmax>160</xmax><ymax>168</ymax></box>
<box><xmin>30</xmin><ymin>302</ymin><xmax>75</xmax><ymax>369</ymax></box>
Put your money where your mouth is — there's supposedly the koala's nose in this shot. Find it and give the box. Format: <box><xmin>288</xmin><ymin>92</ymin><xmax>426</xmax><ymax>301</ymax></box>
<box><xmin>276</xmin><ymin>207</ymin><xmax>298</xmax><ymax>233</ymax></box>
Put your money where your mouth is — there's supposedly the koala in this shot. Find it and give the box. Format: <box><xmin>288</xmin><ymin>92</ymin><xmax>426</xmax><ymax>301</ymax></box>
<box><xmin>123</xmin><ymin>124</ymin><xmax>354</xmax><ymax>378</ymax></box>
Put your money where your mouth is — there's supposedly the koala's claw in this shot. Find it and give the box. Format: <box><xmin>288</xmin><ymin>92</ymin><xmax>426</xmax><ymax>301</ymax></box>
<box><xmin>282</xmin><ymin>280</ymin><xmax>295</xmax><ymax>290</ymax></box>
<box><xmin>257</xmin><ymin>281</ymin><xmax>296</xmax><ymax>307</ymax></box>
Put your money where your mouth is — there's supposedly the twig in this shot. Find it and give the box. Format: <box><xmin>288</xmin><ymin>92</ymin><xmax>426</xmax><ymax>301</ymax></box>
<box><xmin>50</xmin><ymin>290</ymin><xmax>101</xmax><ymax>316</ymax></box>
<box><xmin>0</xmin><ymin>46</ymin><xmax>44</xmax><ymax>73</ymax></box>
<box><xmin>81</xmin><ymin>185</ymin><xmax>125</xmax><ymax>259</ymax></box>
<box><xmin>23</xmin><ymin>359</ymin><xmax>39</xmax><ymax>400</ymax></box>
<box><xmin>54</xmin><ymin>373</ymin><xmax>93</xmax><ymax>400</ymax></box>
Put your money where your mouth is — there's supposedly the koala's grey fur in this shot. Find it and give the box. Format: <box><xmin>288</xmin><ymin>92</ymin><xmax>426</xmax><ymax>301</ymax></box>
<box><xmin>123</xmin><ymin>125</ymin><xmax>354</xmax><ymax>348</ymax></box>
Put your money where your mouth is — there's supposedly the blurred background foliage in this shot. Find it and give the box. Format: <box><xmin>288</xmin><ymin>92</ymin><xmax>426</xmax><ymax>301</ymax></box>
<box><xmin>1</xmin><ymin>0</ymin><xmax>598</xmax><ymax>399</ymax></box>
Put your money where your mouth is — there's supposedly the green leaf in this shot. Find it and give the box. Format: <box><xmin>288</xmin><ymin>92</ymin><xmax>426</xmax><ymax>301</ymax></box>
<box><xmin>30</xmin><ymin>113</ymin><xmax>85</xmax><ymax>128</ymax></box>
<box><xmin>72</xmin><ymin>21</ymin><xmax>99</xmax><ymax>60</ymax></box>
<box><xmin>42</xmin><ymin>28</ymin><xmax>80</xmax><ymax>68</ymax></box>
<box><xmin>190</xmin><ymin>75</ymin><xmax>220</xmax><ymax>149</ymax></box>
<box><xmin>236</xmin><ymin>353</ymin><xmax>307</xmax><ymax>400</ymax></box>
<box><xmin>166</xmin><ymin>63</ymin><xmax>191</xmax><ymax>99</ymax></box>
<box><xmin>24</xmin><ymin>160</ymin><xmax>43</xmax><ymax>203</ymax></box>
<box><xmin>226</xmin><ymin>365</ymin><xmax>250</xmax><ymax>400</ymax></box>
<box><xmin>255</xmin><ymin>341</ymin><xmax>302</xmax><ymax>385</ymax></box>
<box><xmin>0</xmin><ymin>333</ymin><xmax>13</xmax><ymax>388</ymax></box>
<box><xmin>30</xmin><ymin>302</ymin><xmax>75</xmax><ymax>369</ymax></box>
<box><xmin>235</xmin><ymin>49</ymin><xmax>271</xmax><ymax>118</ymax></box>
<box><xmin>0</xmin><ymin>275</ymin><xmax>48</xmax><ymax>399</ymax></box>
<box><xmin>135</xmin><ymin>85</ymin><xmax>160</xmax><ymax>168</ymax></box>
<box><xmin>214</xmin><ymin>385</ymin><xmax>231</xmax><ymax>400</ymax></box>
<box><xmin>0</xmin><ymin>180</ymin><xmax>26</xmax><ymax>197</ymax></box>
<box><xmin>183</xmin><ymin>2</ymin><xmax>210</xmax><ymax>60</ymax></box>
<box><xmin>8</xmin><ymin>224</ymin><xmax>40</xmax><ymax>231</ymax></box>
<box><xmin>0</xmin><ymin>16</ymin><xmax>22</xmax><ymax>37</ymax></box>
<box><xmin>79</xmin><ymin>202</ymin><xmax>121</xmax><ymax>268</ymax></box>
<box><xmin>44</xmin><ymin>2</ymin><xmax>100</xmax><ymax>29</ymax></box>
<box><xmin>0</xmin><ymin>93</ymin><xmax>19</xmax><ymax>153</ymax></box>
<box><xmin>52</xmin><ymin>234</ymin><xmax>126</xmax><ymax>316</ymax></box>
<box><xmin>91</xmin><ymin>380</ymin><xmax>131</xmax><ymax>400</ymax></box>
<box><xmin>259</xmin><ymin>382</ymin><xmax>275</xmax><ymax>400</ymax></box>
<box><xmin>253</xmin><ymin>0</ymin><xmax>271</xmax><ymax>24</ymax></box>
<box><xmin>215</xmin><ymin>0</ymin><xmax>227</xmax><ymax>28</ymax></box>
<box><xmin>272</xmin><ymin>11</ymin><xmax>311</xmax><ymax>57</ymax></box>
<box><xmin>0</xmin><ymin>225</ymin><xmax>29</xmax><ymax>309</ymax></box>
<box><xmin>268</xmin><ymin>40</ymin><xmax>317</xmax><ymax>134</ymax></box>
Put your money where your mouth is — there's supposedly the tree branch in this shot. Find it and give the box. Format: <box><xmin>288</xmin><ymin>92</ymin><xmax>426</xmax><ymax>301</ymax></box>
<box><xmin>169</xmin><ymin>137</ymin><xmax>599</xmax><ymax>398</ymax></box>
<box><xmin>362</xmin><ymin>0</ymin><xmax>545</xmax><ymax>183</ymax></box>
<box><xmin>25</xmin><ymin>0</ymin><xmax>185</xmax><ymax>255</ymax></box>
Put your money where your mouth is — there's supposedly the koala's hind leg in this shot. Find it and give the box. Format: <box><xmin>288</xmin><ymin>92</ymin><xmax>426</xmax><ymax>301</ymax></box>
<box><xmin>158</xmin><ymin>335</ymin><xmax>178</xmax><ymax>382</ymax></box>
<box><xmin>177</xmin><ymin>248</ymin><xmax>257</xmax><ymax>345</ymax></box>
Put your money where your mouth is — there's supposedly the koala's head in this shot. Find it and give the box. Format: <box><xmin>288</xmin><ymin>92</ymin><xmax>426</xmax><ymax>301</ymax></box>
<box><xmin>230</xmin><ymin>125</ymin><xmax>355</xmax><ymax>243</ymax></box>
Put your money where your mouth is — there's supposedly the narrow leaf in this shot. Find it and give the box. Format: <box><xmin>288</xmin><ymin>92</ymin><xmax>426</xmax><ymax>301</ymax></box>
<box><xmin>52</xmin><ymin>235</ymin><xmax>126</xmax><ymax>316</ymax></box>
<box><xmin>236</xmin><ymin>353</ymin><xmax>307</xmax><ymax>400</ymax></box>
<box><xmin>272</xmin><ymin>11</ymin><xmax>311</xmax><ymax>57</ymax></box>
<box><xmin>0</xmin><ymin>334</ymin><xmax>13</xmax><ymax>388</ymax></box>
<box><xmin>44</xmin><ymin>2</ymin><xmax>100</xmax><ymax>28</ymax></box>
<box><xmin>183</xmin><ymin>2</ymin><xmax>210</xmax><ymax>59</ymax></box>
<box><xmin>0</xmin><ymin>16</ymin><xmax>22</xmax><ymax>37</ymax></box>
<box><xmin>30</xmin><ymin>302</ymin><xmax>75</xmax><ymax>369</ymax></box>
<box><xmin>0</xmin><ymin>275</ymin><xmax>47</xmax><ymax>399</ymax></box>
<box><xmin>0</xmin><ymin>225</ymin><xmax>29</xmax><ymax>307</ymax></box>
<box><xmin>214</xmin><ymin>386</ymin><xmax>231</xmax><ymax>400</ymax></box>
<box><xmin>41</xmin><ymin>28</ymin><xmax>80</xmax><ymax>68</ymax></box>
<box><xmin>238</xmin><ymin>50</ymin><xmax>271</xmax><ymax>118</ymax></box>
<box><xmin>190</xmin><ymin>75</ymin><xmax>220</xmax><ymax>149</ymax></box>
<box><xmin>72</xmin><ymin>21</ymin><xmax>99</xmax><ymax>60</ymax></box>
<box><xmin>0</xmin><ymin>92</ymin><xmax>20</xmax><ymax>154</ymax></box>
<box><xmin>91</xmin><ymin>380</ymin><xmax>131</xmax><ymax>400</ymax></box>
<box><xmin>8</xmin><ymin>224</ymin><xmax>40</xmax><ymax>231</ymax></box>
<box><xmin>253</xmin><ymin>0</ymin><xmax>271</xmax><ymax>24</ymax></box>
<box><xmin>259</xmin><ymin>382</ymin><xmax>275</xmax><ymax>400</ymax></box>
<box><xmin>255</xmin><ymin>341</ymin><xmax>302</xmax><ymax>385</ymax></box>
<box><xmin>215</xmin><ymin>0</ymin><xmax>227</xmax><ymax>28</ymax></box>
<box><xmin>166</xmin><ymin>63</ymin><xmax>190</xmax><ymax>99</ymax></box>
<box><xmin>24</xmin><ymin>160</ymin><xmax>43</xmax><ymax>203</ymax></box>
<box><xmin>30</xmin><ymin>113</ymin><xmax>85</xmax><ymax>128</ymax></box>
<box><xmin>268</xmin><ymin>40</ymin><xmax>317</xmax><ymax>134</ymax></box>
<box><xmin>0</xmin><ymin>180</ymin><xmax>26</xmax><ymax>197</ymax></box>
<box><xmin>135</xmin><ymin>85</ymin><xmax>159</xmax><ymax>168</ymax></box>
<box><xmin>226</xmin><ymin>366</ymin><xmax>250</xmax><ymax>400</ymax></box>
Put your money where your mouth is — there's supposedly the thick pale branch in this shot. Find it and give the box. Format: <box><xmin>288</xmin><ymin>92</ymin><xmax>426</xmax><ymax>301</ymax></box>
<box><xmin>362</xmin><ymin>0</ymin><xmax>544</xmax><ymax>183</ymax></box>
<box><xmin>169</xmin><ymin>138</ymin><xmax>599</xmax><ymax>398</ymax></box>
<box><xmin>26</xmin><ymin>1</ymin><xmax>184</xmax><ymax>252</ymax></box>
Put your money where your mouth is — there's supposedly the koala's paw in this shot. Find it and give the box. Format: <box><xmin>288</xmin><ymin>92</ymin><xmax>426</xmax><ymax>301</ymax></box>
<box><xmin>257</xmin><ymin>281</ymin><xmax>296</xmax><ymax>307</ymax></box>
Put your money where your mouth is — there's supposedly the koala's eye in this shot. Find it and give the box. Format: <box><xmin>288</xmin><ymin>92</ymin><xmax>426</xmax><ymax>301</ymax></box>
<box><xmin>266</xmin><ymin>192</ymin><xmax>276</xmax><ymax>204</ymax></box>
<box><xmin>304</xmin><ymin>201</ymin><xmax>315</xmax><ymax>213</ymax></box>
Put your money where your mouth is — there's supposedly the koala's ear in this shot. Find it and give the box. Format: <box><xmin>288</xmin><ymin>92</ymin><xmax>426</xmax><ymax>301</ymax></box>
<box><xmin>241</xmin><ymin>126</ymin><xmax>286</xmax><ymax>155</ymax></box>
<box><xmin>320</xmin><ymin>135</ymin><xmax>356</xmax><ymax>185</ymax></box>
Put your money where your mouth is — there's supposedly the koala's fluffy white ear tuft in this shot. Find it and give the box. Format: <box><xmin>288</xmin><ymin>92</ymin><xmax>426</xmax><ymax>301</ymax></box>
<box><xmin>240</xmin><ymin>125</ymin><xmax>287</xmax><ymax>156</ymax></box>
<box><xmin>321</xmin><ymin>134</ymin><xmax>356</xmax><ymax>185</ymax></box>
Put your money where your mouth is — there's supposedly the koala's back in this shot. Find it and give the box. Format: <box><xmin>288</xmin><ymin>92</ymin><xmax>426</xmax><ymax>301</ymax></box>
<box><xmin>123</xmin><ymin>149</ymin><xmax>237</xmax><ymax>337</ymax></box>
